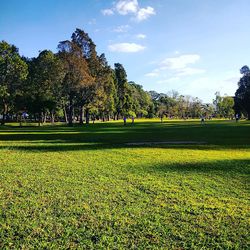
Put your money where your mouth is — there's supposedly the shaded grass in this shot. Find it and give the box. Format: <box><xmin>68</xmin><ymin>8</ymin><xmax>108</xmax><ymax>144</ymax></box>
<box><xmin>0</xmin><ymin>120</ymin><xmax>249</xmax><ymax>249</ymax></box>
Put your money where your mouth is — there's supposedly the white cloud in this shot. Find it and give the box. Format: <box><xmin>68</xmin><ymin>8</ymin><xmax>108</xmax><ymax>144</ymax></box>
<box><xmin>177</xmin><ymin>67</ymin><xmax>206</xmax><ymax>76</ymax></box>
<box><xmin>136</xmin><ymin>33</ymin><xmax>146</xmax><ymax>39</ymax></box>
<box><xmin>157</xmin><ymin>54</ymin><xmax>205</xmax><ymax>76</ymax></box>
<box><xmin>161</xmin><ymin>54</ymin><xmax>201</xmax><ymax>70</ymax></box>
<box><xmin>116</xmin><ymin>0</ymin><xmax>138</xmax><ymax>15</ymax></box>
<box><xmin>136</xmin><ymin>6</ymin><xmax>155</xmax><ymax>21</ymax></box>
<box><xmin>103</xmin><ymin>0</ymin><xmax>155</xmax><ymax>22</ymax></box>
<box><xmin>101</xmin><ymin>9</ymin><xmax>114</xmax><ymax>16</ymax></box>
<box><xmin>108</xmin><ymin>42</ymin><xmax>146</xmax><ymax>53</ymax></box>
<box><xmin>145</xmin><ymin>72</ymin><xmax>159</xmax><ymax>77</ymax></box>
<box><xmin>113</xmin><ymin>25</ymin><xmax>130</xmax><ymax>33</ymax></box>
<box><xmin>157</xmin><ymin>77</ymin><xmax>180</xmax><ymax>84</ymax></box>
<box><xmin>88</xmin><ymin>19</ymin><xmax>96</xmax><ymax>25</ymax></box>
<box><xmin>146</xmin><ymin>53</ymin><xmax>205</xmax><ymax>83</ymax></box>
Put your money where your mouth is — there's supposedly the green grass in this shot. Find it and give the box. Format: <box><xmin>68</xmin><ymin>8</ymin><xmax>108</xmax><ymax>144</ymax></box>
<box><xmin>0</xmin><ymin>119</ymin><xmax>249</xmax><ymax>249</ymax></box>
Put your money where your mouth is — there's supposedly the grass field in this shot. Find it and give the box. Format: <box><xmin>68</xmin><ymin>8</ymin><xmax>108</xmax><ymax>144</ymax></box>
<box><xmin>0</xmin><ymin>119</ymin><xmax>249</xmax><ymax>249</ymax></box>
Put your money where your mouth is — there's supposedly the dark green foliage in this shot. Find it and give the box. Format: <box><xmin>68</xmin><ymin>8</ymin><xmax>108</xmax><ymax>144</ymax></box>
<box><xmin>235</xmin><ymin>66</ymin><xmax>250</xmax><ymax>119</ymax></box>
<box><xmin>0</xmin><ymin>41</ymin><xmax>28</xmax><ymax>124</ymax></box>
<box><xmin>23</xmin><ymin>50</ymin><xmax>65</xmax><ymax>123</ymax></box>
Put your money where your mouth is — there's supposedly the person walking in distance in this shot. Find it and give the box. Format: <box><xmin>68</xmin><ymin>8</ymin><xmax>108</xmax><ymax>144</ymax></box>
<box><xmin>123</xmin><ymin>116</ymin><xmax>127</xmax><ymax>125</ymax></box>
<box><xmin>235</xmin><ymin>113</ymin><xmax>239</xmax><ymax>122</ymax></box>
<box><xmin>131</xmin><ymin>116</ymin><xmax>134</xmax><ymax>124</ymax></box>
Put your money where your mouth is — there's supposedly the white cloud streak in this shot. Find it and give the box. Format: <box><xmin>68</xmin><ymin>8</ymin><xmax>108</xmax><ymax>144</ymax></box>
<box><xmin>145</xmin><ymin>53</ymin><xmax>205</xmax><ymax>79</ymax></box>
<box><xmin>145</xmin><ymin>72</ymin><xmax>159</xmax><ymax>77</ymax></box>
<box><xmin>176</xmin><ymin>67</ymin><xmax>206</xmax><ymax>76</ymax></box>
<box><xmin>108</xmin><ymin>42</ymin><xmax>146</xmax><ymax>53</ymax></box>
<box><xmin>161</xmin><ymin>54</ymin><xmax>201</xmax><ymax>70</ymax></box>
<box><xmin>157</xmin><ymin>77</ymin><xmax>180</xmax><ymax>84</ymax></box>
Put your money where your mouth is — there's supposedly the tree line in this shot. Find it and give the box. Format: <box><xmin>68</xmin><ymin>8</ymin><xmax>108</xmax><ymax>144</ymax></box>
<box><xmin>0</xmin><ymin>28</ymin><xmax>247</xmax><ymax>126</ymax></box>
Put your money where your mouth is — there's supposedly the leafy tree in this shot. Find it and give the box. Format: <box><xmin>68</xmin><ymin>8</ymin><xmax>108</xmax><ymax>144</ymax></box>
<box><xmin>58</xmin><ymin>40</ymin><xmax>93</xmax><ymax>126</ymax></box>
<box><xmin>114</xmin><ymin>63</ymin><xmax>131</xmax><ymax>118</ymax></box>
<box><xmin>213</xmin><ymin>92</ymin><xmax>234</xmax><ymax>118</ymax></box>
<box><xmin>128</xmin><ymin>82</ymin><xmax>152</xmax><ymax>118</ymax></box>
<box><xmin>71</xmin><ymin>28</ymin><xmax>102</xmax><ymax>124</ymax></box>
<box><xmin>220</xmin><ymin>96</ymin><xmax>234</xmax><ymax>118</ymax></box>
<box><xmin>0</xmin><ymin>41</ymin><xmax>28</xmax><ymax>125</ymax></box>
<box><xmin>235</xmin><ymin>65</ymin><xmax>250</xmax><ymax>119</ymax></box>
<box><xmin>23</xmin><ymin>50</ymin><xmax>65</xmax><ymax>124</ymax></box>
<box><xmin>94</xmin><ymin>54</ymin><xmax>117</xmax><ymax>121</ymax></box>
<box><xmin>189</xmin><ymin>97</ymin><xmax>203</xmax><ymax>118</ymax></box>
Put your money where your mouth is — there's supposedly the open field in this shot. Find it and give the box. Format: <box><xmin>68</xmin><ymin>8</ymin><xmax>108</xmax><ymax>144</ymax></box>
<box><xmin>0</xmin><ymin>119</ymin><xmax>249</xmax><ymax>249</ymax></box>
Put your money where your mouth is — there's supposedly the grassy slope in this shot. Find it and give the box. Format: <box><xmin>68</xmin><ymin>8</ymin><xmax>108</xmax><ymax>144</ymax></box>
<box><xmin>0</xmin><ymin>120</ymin><xmax>249</xmax><ymax>249</ymax></box>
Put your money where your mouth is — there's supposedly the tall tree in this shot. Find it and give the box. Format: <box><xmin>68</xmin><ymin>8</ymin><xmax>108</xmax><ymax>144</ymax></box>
<box><xmin>71</xmin><ymin>28</ymin><xmax>99</xmax><ymax>124</ymax></box>
<box><xmin>0</xmin><ymin>41</ymin><xmax>28</xmax><ymax>125</ymax></box>
<box><xmin>235</xmin><ymin>65</ymin><xmax>250</xmax><ymax>119</ymax></box>
<box><xmin>58</xmin><ymin>40</ymin><xmax>93</xmax><ymax>126</ymax></box>
<box><xmin>92</xmin><ymin>54</ymin><xmax>117</xmax><ymax>121</ymax></box>
<box><xmin>114</xmin><ymin>63</ymin><xmax>132</xmax><ymax>118</ymax></box>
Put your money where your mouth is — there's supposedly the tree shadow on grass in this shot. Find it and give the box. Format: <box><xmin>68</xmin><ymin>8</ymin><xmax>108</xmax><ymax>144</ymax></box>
<box><xmin>141</xmin><ymin>159</ymin><xmax>250</xmax><ymax>176</ymax></box>
<box><xmin>0</xmin><ymin>121</ymin><xmax>250</xmax><ymax>150</ymax></box>
<box><xmin>0</xmin><ymin>143</ymin><xmax>250</xmax><ymax>153</ymax></box>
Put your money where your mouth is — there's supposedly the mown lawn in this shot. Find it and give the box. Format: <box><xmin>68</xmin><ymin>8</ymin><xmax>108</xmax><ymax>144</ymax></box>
<box><xmin>0</xmin><ymin>119</ymin><xmax>249</xmax><ymax>249</ymax></box>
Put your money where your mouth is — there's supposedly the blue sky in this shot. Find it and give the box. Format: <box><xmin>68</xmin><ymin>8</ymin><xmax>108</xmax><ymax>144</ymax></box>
<box><xmin>1</xmin><ymin>0</ymin><xmax>249</xmax><ymax>102</ymax></box>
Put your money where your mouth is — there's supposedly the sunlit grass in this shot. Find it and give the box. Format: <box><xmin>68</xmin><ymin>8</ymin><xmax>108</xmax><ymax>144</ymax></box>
<box><xmin>0</xmin><ymin>120</ymin><xmax>249</xmax><ymax>249</ymax></box>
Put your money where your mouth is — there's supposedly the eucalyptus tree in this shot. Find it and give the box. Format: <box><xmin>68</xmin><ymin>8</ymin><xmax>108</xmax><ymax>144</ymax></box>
<box><xmin>0</xmin><ymin>41</ymin><xmax>28</xmax><ymax>125</ymax></box>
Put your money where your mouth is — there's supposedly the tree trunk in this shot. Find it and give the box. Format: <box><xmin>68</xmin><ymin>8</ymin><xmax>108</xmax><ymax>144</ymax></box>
<box><xmin>51</xmin><ymin>111</ymin><xmax>55</xmax><ymax>124</ymax></box>
<box><xmin>19</xmin><ymin>114</ymin><xmax>22</xmax><ymax>127</ymax></box>
<box><xmin>115</xmin><ymin>112</ymin><xmax>119</xmax><ymax>120</ymax></box>
<box><xmin>38</xmin><ymin>113</ymin><xmax>42</xmax><ymax>126</ymax></box>
<box><xmin>79</xmin><ymin>105</ymin><xmax>84</xmax><ymax>125</ymax></box>
<box><xmin>63</xmin><ymin>106</ymin><xmax>68</xmax><ymax>123</ymax></box>
<box><xmin>86</xmin><ymin>108</ymin><xmax>90</xmax><ymax>124</ymax></box>
<box><xmin>68</xmin><ymin>95</ymin><xmax>73</xmax><ymax>126</ymax></box>
<box><xmin>43</xmin><ymin>112</ymin><xmax>47</xmax><ymax>124</ymax></box>
<box><xmin>1</xmin><ymin>103</ymin><xmax>7</xmax><ymax>125</ymax></box>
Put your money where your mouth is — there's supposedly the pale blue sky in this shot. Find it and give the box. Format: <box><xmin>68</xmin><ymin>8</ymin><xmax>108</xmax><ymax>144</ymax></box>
<box><xmin>1</xmin><ymin>0</ymin><xmax>249</xmax><ymax>102</ymax></box>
